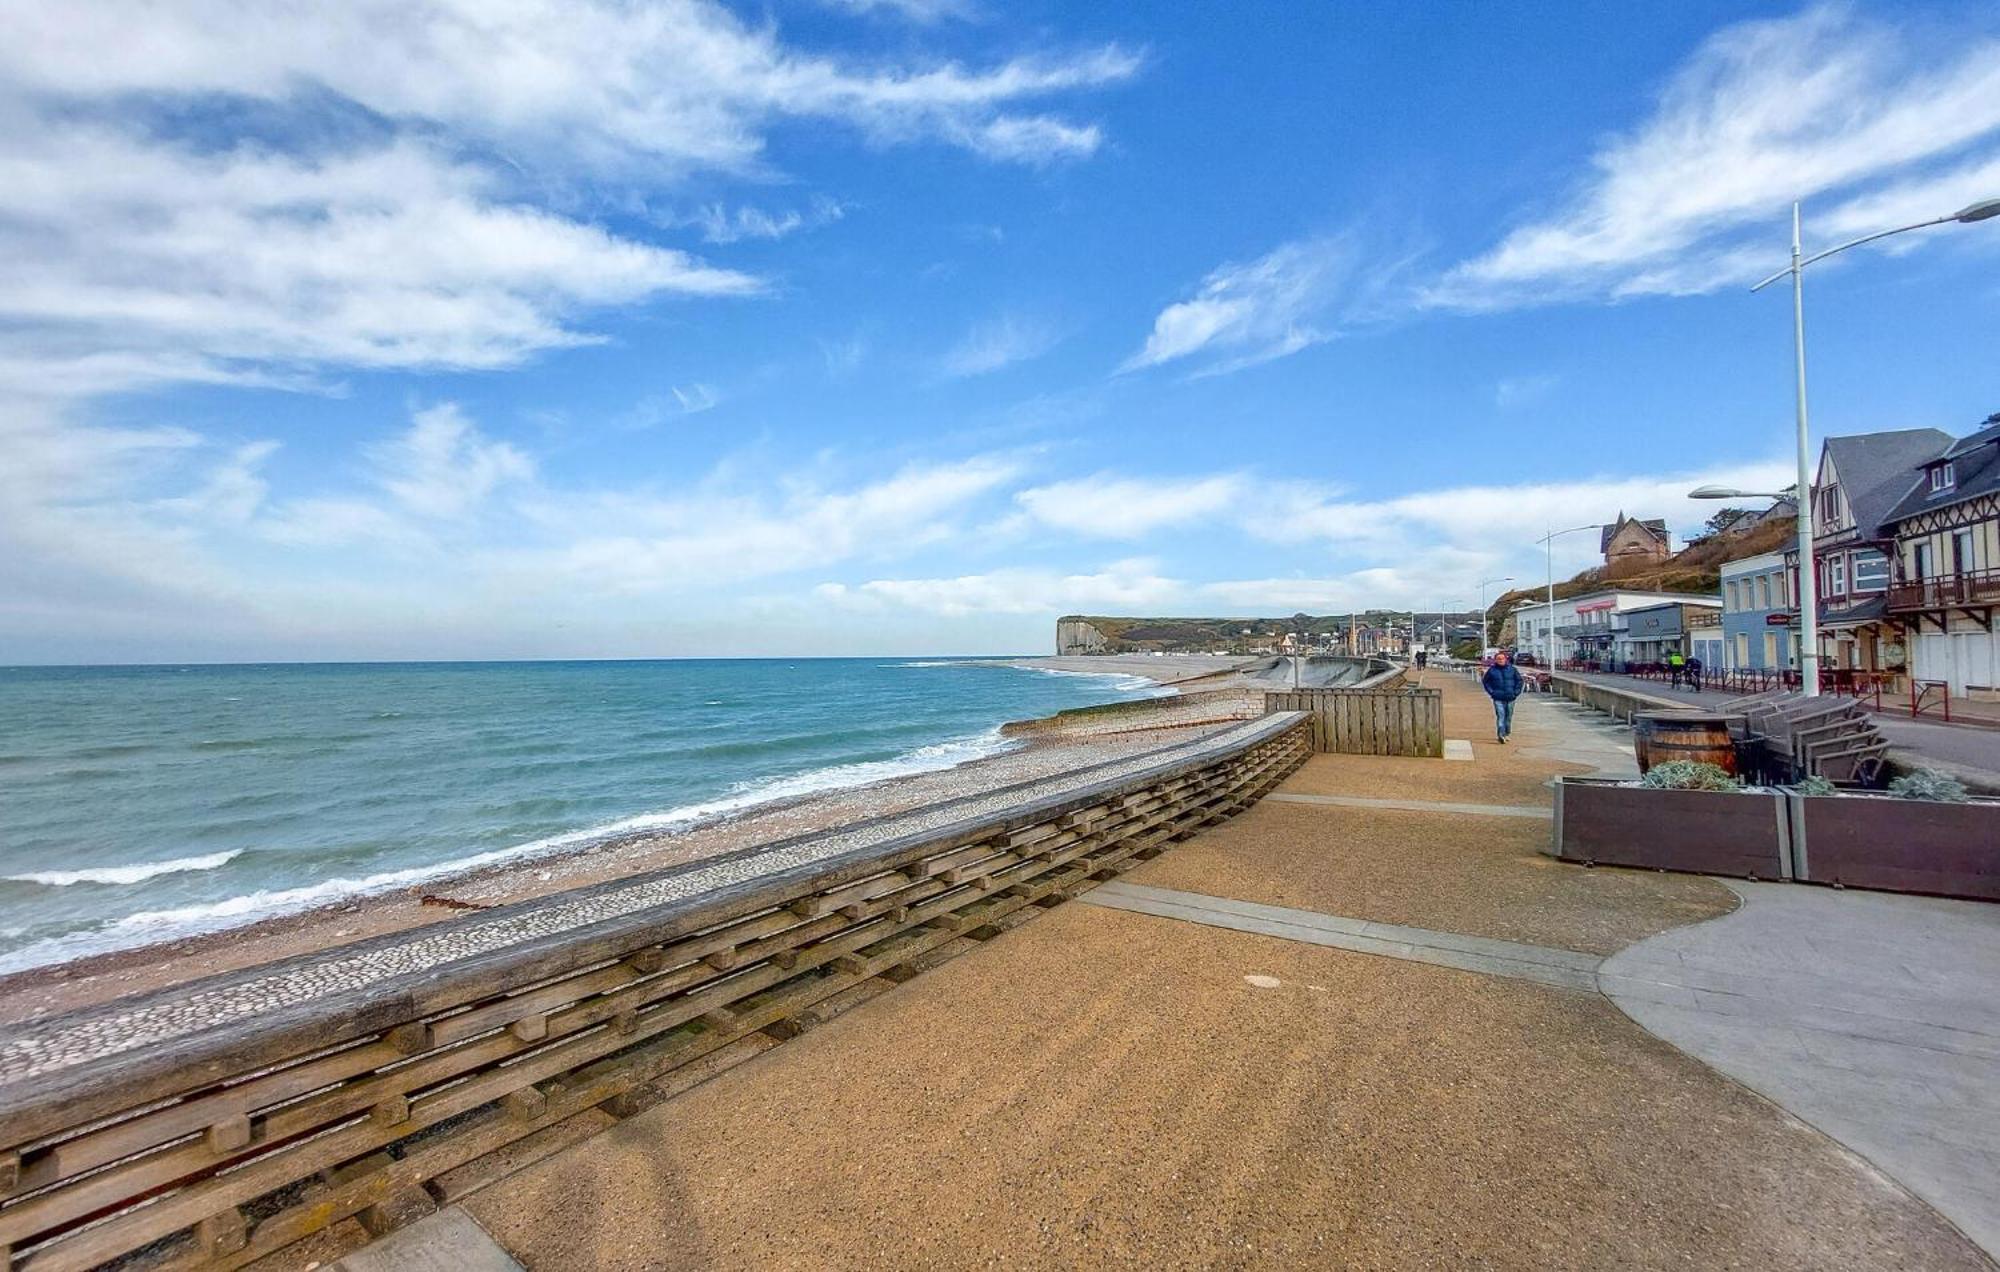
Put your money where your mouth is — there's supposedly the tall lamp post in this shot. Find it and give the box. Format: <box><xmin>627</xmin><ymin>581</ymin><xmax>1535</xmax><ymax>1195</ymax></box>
<box><xmin>1536</xmin><ymin>526</ymin><xmax>1597</xmax><ymax>668</ymax></box>
<box><xmin>1736</xmin><ymin>196</ymin><xmax>2000</xmax><ymax>698</ymax></box>
<box><xmin>1477</xmin><ymin>575</ymin><xmax>1514</xmax><ymax>651</ymax></box>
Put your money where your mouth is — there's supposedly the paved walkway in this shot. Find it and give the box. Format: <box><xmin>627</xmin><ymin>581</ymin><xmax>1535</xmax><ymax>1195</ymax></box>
<box><xmin>1602</xmin><ymin>879</ymin><xmax>2000</xmax><ymax>1259</ymax></box>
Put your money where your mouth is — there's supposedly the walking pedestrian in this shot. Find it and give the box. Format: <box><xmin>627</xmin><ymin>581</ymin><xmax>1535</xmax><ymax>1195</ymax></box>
<box><xmin>1685</xmin><ymin>654</ymin><xmax>1703</xmax><ymax>693</ymax></box>
<box><xmin>1481</xmin><ymin>650</ymin><xmax>1522</xmax><ymax>744</ymax></box>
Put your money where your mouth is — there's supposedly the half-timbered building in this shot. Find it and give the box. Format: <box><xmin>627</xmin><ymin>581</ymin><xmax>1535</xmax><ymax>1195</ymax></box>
<box><xmin>1883</xmin><ymin>412</ymin><xmax>2000</xmax><ymax>701</ymax></box>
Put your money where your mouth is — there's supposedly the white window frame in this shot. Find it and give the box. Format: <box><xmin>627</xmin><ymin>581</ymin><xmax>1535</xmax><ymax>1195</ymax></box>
<box><xmin>1828</xmin><ymin>553</ymin><xmax>1847</xmax><ymax>596</ymax></box>
<box><xmin>1929</xmin><ymin>462</ymin><xmax>1956</xmax><ymax>493</ymax></box>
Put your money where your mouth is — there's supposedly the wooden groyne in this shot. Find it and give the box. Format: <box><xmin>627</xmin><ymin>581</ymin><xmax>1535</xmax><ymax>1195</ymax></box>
<box><xmin>0</xmin><ymin>714</ymin><xmax>1309</xmax><ymax>1271</ymax></box>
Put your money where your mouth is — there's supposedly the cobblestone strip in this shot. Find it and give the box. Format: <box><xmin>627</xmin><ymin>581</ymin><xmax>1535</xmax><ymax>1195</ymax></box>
<box><xmin>0</xmin><ymin>718</ymin><xmax>1286</xmax><ymax>1086</ymax></box>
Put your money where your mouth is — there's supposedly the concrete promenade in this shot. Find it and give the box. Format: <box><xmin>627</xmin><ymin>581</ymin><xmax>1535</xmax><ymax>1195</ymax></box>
<box><xmin>328</xmin><ymin>675</ymin><xmax>1992</xmax><ymax>1269</ymax></box>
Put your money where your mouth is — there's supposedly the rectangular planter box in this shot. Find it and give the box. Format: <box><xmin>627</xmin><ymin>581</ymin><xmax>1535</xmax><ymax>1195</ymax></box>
<box><xmin>1789</xmin><ymin>792</ymin><xmax>2000</xmax><ymax>901</ymax></box>
<box><xmin>1551</xmin><ymin>778</ymin><xmax>1789</xmax><ymax>880</ymax></box>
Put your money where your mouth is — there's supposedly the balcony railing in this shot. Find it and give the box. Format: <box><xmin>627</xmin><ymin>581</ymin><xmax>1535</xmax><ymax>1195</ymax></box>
<box><xmin>1886</xmin><ymin>566</ymin><xmax>2000</xmax><ymax>613</ymax></box>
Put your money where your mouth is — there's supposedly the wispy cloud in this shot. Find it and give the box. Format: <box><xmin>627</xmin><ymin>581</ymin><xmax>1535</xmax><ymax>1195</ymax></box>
<box><xmin>1495</xmin><ymin>374</ymin><xmax>1559</xmax><ymax>410</ymax></box>
<box><xmin>1433</xmin><ymin>6</ymin><xmax>2000</xmax><ymax>308</ymax></box>
<box><xmin>817</xmin><ymin>558</ymin><xmax>1181</xmax><ymax>617</ymax></box>
<box><xmin>0</xmin><ymin>1</ymin><xmax>1139</xmax><ymax>401</ymax></box>
<box><xmin>689</xmin><ymin>197</ymin><xmax>846</xmax><ymax>244</ymax></box>
<box><xmin>940</xmin><ymin>313</ymin><xmax>1061</xmax><ymax>377</ymax></box>
<box><xmin>1014</xmin><ymin>473</ymin><xmax>1248</xmax><ymax>538</ymax></box>
<box><xmin>819</xmin><ymin>0</ymin><xmax>981</xmax><ymax>24</ymax></box>
<box><xmin>1120</xmin><ymin>233</ymin><xmax>1416</xmax><ymax>376</ymax></box>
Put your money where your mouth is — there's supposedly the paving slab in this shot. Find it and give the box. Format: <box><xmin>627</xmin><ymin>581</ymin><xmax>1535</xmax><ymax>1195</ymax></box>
<box><xmin>1601</xmin><ymin>879</ymin><xmax>2000</xmax><ymax>1260</ymax></box>
<box><xmin>1080</xmin><ymin>880</ymin><xmax>1601</xmax><ymax>991</ymax></box>
<box><xmin>1265</xmin><ymin>791</ymin><xmax>1551</xmax><ymax>819</ymax></box>
<box><xmin>332</xmin><ymin>1206</ymin><xmax>522</xmax><ymax>1272</ymax></box>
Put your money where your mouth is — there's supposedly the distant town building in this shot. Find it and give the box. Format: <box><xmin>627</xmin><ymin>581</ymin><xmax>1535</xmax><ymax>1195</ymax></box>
<box><xmin>1600</xmin><ymin>513</ymin><xmax>1671</xmax><ymax>569</ymax></box>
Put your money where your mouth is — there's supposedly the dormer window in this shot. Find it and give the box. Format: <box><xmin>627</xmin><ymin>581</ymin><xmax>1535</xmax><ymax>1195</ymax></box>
<box><xmin>1928</xmin><ymin>461</ymin><xmax>1956</xmax><ymax>493</ymax></box>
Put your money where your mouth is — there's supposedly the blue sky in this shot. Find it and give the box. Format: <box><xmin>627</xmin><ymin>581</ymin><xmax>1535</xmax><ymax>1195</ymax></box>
<box><xmin>3</xmin><ymin>0</ymin><xmax>1998</xmax><ymax>662</ymax></box>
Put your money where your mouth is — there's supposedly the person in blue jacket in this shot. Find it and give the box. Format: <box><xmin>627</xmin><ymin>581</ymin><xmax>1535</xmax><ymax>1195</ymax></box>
<box><xmin>1481</xmin><ymin>649</ymin><xmax>1523</xmax><ymax>744</ymax></box>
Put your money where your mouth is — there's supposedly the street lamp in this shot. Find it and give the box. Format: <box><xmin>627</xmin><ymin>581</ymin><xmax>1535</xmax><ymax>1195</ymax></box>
<box><xmin>1477</xmin><ymin>575</ymin><xmax>1514</xmax><ymax>650</ymax></box>
<box><xmin>1535</xmin><ymin>526</ymin><xmax>1597</xmax><ymax>668</ymax></box>
<box><xmin>1744</xmin><ymin>196</ymin><xmax>2000</xmax><ymax>698</ymax></box>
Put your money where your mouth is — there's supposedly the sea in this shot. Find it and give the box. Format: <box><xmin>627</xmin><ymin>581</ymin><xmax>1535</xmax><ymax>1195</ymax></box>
<box><xmin>0</xmin><ymin>658</ymin><xmax>1165</xmax><ymax>975</ymax></box>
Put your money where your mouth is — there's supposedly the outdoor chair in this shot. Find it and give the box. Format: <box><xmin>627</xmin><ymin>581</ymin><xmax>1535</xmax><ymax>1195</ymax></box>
<box><xmin>1815</xmin><ymin>739</ymin><xmax>1890</xmax><ymax>787</ymax></box>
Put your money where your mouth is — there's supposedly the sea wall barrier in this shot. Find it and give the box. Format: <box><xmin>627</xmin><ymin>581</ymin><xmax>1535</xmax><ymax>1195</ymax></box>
<box><xmin>1546</xmin><ymin>672</ymin><xmax>1684</xmax><ymax>721</ymax></box>
<box><xmin>1262</xmin><ymin>685</ymin><xmax>1441</xmax><ymax>757</ymax></box>
<box><xmin>0</xmin><ymin>713</ymin><xmax>1310</xmax><ymax>1271</ymax></box>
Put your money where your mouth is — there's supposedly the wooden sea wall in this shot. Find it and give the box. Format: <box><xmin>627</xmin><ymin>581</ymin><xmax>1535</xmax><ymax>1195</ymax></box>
<box><xmin>1262</xmin><ymin>686</ymin><xmax>1442</xmax><ymax>757</ymax></box>
<box><xmin>0</xmin><ymin>715</ymin><xmax>1309</xmax><ymax>1272</ymax></box>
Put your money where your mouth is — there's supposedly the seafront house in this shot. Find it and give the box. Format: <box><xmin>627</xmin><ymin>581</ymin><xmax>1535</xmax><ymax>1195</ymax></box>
<box><xmin>1785</xmin><ymin>427</ymin><xmax>1953</xmax><ymax>686</ymax></box>
<box><xmin>1882</xmin><ymin>412</ymin><xmax>2000</xmax><ymax>701</ymax></box>
<box><xmin>1720</xmin><ymin>551</ymin><xmax>1796</xmax><ymax>672</ymax></box>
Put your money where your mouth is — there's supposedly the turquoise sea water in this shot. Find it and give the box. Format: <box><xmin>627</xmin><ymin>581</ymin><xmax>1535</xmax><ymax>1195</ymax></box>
<box><xmin>0</xmin><ymin>658</ymin><xmax>1161</xmax><ymax>973</ymax></box>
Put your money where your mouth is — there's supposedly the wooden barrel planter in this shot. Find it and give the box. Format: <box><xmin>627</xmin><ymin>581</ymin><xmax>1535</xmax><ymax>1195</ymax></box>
<box><xmin>1633</xmin><ymin>712</ymin><xmax>1742</xmax><ymax>775</ymax></box>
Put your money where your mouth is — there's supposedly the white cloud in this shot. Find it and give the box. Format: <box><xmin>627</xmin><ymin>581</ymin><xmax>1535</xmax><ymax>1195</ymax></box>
<box><xmin>1435</xmin><ymin>6</ymin><xmax>2000</xmax><ymax>307</ymax></box>
<box><xmin>1015</xmin><ymin>473</ymin><xmax>1249</xmax><ymax>539</ymax></box>
<box><xmin>368</xmin><ymin>405</ymin><xmax>534</xmax><ymax>519</ymax></box>
<box><xmin>689</xmin><ymin>196</ymin><xmax>847</xmax><ymax>243</ymax></box>
<box><xmin>822</xmin><ymin>0</ymin><xmax>979</xmax><ymax>22</ymax></box>
<box><xmin>824</xmin><ymin>558</ymin><xmax>1185</xmax><ymax>617</ymax></box>
<box><xmin>0</xmin><ymin>1</ymin><xmax>1137</xmax><ymax>401</ymax></box>
<box><xmin>1121</xmin><ymin>234</ymin><xmax>1415</xmax><ymax>375</ymax></box>
<box><xmin>0</xmin><ymin>2</ymin><xmax>1137</xmax><ymax>176</ymax></box>
<box><xmin>0</xmin><ymin>130</ymin><xmax>761</xmax><ymax>388</ymax></box>
<box><xmin>510</xmin><ymin>454</ymin><xmax>1025</xmax><ymax>595</ymax></box>
<box><xmin>1256</xmin><ymin>463</ymin><xmax>1796</xmax><ymax>557</ymax></box>
<box><xmin>940</xmin><ymin>313</ymin><xmax>1061</xmax><ymax>377</ymax></box>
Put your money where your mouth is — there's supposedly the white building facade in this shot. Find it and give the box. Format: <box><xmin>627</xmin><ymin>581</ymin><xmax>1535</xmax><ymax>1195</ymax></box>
<box><xmin>1510</xmin><ymin>588</ymin><xmax>1722</xmax><ymax>666</ymax></box>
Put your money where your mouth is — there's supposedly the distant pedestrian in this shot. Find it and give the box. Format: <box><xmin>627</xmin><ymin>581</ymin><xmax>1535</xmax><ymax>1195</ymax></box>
<box><xmin>1668</xmin><ymin>649</ymin><xmax>1686</xmax><ymax>688</ymax></box>
<box><xmin>1481</xmin><ymin>650</ymin><xmax>1522</xmax><ymax>744</ymax></box>
<box><xmin>1685</xmin><ymin>654</ymin><xmax>1704</xmax><ymax>693</ymax></box>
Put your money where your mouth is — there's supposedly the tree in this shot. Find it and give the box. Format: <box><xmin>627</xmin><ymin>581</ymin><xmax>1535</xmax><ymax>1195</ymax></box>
<box><xmin>1702</xmin><ymin>507</ymin><xmax>1752</xmax><ymax>537</ymax></box>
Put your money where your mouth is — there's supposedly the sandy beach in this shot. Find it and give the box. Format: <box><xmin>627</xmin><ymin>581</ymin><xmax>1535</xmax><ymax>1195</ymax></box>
<box><xmin>0</xmin><ymin>656</ymin><xmax>1250</xmax><ymax>1025</ymax></box>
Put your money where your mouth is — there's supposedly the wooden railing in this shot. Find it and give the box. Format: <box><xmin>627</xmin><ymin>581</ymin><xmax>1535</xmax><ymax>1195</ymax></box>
<box><xmin>1262</xmin><ymin>687</ymin><xmax>1441</xmax><ymax>756</ymax></box>
<box><xmin>0</xmin><ymin>716</ymin><xmax>1310</xmax><ymax>1271</ymax></box>
<box><xmin>1887</xmin><ymin>566</ymin><xmax>2000</xmax><ymax>613</ymax></box>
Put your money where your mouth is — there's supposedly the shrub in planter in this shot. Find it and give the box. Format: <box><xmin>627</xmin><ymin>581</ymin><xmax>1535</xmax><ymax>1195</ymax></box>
<box><xmin>1886</xmin><ymin>768</ymin><xmax>1969</xmax><ymax>803</ymax></box>
<box><xmin>1792</xmin><ymin>774</ymin><xmax>1838</xmax><ymax>797</ymax></box>
<box><xmin>1552</xmin><ymin>775</ymin><xmax>1787</xmax><ymax>879</ymax></box>
<box><xmin>1788</xmin><ymin>775</ymin><xmax>2000</xmax><ymax>901</ymax></box>
<box><xmin>1641</xmin><ymin>761</ymin><xmax>1740</xmax><ymax>792</ymax></box>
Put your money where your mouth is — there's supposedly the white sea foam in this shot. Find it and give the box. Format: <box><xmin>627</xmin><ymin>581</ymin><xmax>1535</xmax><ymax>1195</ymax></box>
<box><xmin>1019</xmin><ymin>666</ymin><xmax>1174</xmax><ymax>697</ymax></box>
<box><xmin>5</xmin><ymin>851</ymin><xmax>242</xmax><ymax>887</ymax></box>
<box><xmin>0</xmin><ymin>728</ymin><xmax>1022</xmax><ymax>975</ymax></box>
